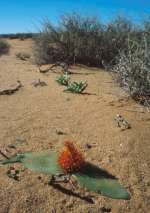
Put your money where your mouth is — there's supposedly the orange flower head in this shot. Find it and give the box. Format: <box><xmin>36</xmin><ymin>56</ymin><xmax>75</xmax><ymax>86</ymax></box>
<box><xmin>58</xmin><ymin>141</ymin><xmax>85</xmax><ymax>173</ymax></box>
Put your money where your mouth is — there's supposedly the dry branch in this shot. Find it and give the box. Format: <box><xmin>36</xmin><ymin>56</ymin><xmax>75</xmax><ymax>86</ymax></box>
<box><xmin>38</xmin><ymin>62</ymin><xmax>71</xmax><ymax>74</ymax></box>
<box><xmin>0</xmin><ymin>81</ymin><xmax>22</xmax><ymax>95</ymax></box>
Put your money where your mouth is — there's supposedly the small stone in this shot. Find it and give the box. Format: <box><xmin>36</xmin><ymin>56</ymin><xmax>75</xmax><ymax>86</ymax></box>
<box><xmin>37</xmin><ymin>176</ymin><xmax>42</xmax><ymax>180</ymax></box>
<box><xmin>66</xmin><ymin>98</ymin><xmax>70</xmax><ymax>101</ymax></box>
<box><xmin>56</xmin><ymin>129</ymin><xmax>66</xmax><ymax>135</ymax></box>
<box><xmin>85</xmin><ymin>143</ymin><xmax>92</xmax><ymax>149</ymax></box>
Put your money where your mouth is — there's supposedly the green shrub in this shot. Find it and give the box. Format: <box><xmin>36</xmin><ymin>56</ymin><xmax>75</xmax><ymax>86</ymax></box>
<box><xmin>0</xmin><ymin>39</ymin><xmax>10</xmax><ymax>56</ymax></box>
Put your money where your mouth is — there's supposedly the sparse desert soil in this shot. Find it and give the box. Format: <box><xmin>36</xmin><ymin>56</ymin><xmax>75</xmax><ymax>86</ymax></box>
<box><xmin>0</xmin><ymin>39</ymin><xmax>150</xmax><ymax>213</ymax></box>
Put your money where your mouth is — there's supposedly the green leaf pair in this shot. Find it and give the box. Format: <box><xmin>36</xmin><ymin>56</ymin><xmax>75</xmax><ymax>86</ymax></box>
<box><xmin>56</xmin><ymin>74</ymin><xmax>70</xmax><ymax>86</ymax></box>
<box><xmin>65</xmin><ymin>81</ymin><xmax>88</xmax><ymax>93</ymax></box>
<box><xmin>56</xmin><ymin>73</ymin><xmax>88</xmax><ymax>93</ymax></box>
<box><xmin>0</xmin><ymin>151</ymin><xmax>130</xmax><ymax>200</ymax></box>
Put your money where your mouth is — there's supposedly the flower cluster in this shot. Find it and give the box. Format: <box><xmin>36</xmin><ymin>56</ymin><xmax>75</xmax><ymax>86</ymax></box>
<box><xmin>58</xmin><ymin>141</ymin><xmax>85</xmax><ymax>173</ymax></box>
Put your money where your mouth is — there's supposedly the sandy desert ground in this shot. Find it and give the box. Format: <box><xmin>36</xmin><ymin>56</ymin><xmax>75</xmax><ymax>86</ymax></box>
<box><xmin>0</xmin><ymin>39</ymin><xmax>150</xmax><ymax>213</ymax></box>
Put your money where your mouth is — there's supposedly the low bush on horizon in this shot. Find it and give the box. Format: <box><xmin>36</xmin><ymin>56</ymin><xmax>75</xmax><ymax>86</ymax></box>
<box><xmin>0</xmin><ymin>33</ymin><xmax>36</xmax><ymax>40</ymax></box>
<box><xmin>0</xmin><ymin>39</ymin><xmax>10</xmax><ymax>56</ymax></box>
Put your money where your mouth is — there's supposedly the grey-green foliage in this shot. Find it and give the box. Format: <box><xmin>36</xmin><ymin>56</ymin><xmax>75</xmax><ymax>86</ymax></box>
<box><xmin>0</xmin><ymin>39</ymin><xmax>10</xmax><ymax>56</ymax></box>
<box><xmin>113</xmin><ymin>35</ymin><xmax>150</xmax><ymax>101</ymax></box>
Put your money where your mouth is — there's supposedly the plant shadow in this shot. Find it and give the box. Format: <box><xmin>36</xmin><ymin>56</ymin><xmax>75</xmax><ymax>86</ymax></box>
<box><xmin>78</xmin><ymin>162</ymin><xmax>117</xmax><ymax>179</ymax></box>
<box><xmin>79</xmin><ymin>92</ymin><xmax>97</xmax><ymax>96</ymax></box>
<box><xmin>49</xmin><ymin>162</ymin><xmax>117</xmax><ymax>203</ymax></box>
<box><xmin>50</xmin><ymin>182</ymin><xmax>94</xmax><ymax>204</ymax></box>
<box><xmin>63</xmin><ymin>91</ymin><xmax>97</xmax><ymax>96</ymax></box>
<box><xmin>69</xmin><ymin>72</ymin><xmax>95</xmax><ymax>75</ymax></box>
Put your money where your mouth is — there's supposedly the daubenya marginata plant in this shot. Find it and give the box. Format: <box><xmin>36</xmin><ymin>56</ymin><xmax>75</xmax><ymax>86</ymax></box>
<box><xmin>0</xmin><ymin>141</ymin><xmax>130</xmax><ymax>200</ymax></box>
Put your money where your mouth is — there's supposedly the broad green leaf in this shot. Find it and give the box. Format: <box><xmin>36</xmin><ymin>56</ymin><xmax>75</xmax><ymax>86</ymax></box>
<box><xmin>22</xmin><ymin>151</ymin><xmax>63</xmax><ymax>175</ymax></box>
<box><xmin>74</xmin><ymin>163</ymin><xmax>130</xmax><ymax>200</ymax></box>
<box><xmin>0</xmin><ymin>151</ymin><xmax>63</xmax><ymax>175</ymax></box>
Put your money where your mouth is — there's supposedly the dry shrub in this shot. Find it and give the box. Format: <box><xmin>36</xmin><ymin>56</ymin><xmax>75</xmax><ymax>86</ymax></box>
<box><xmin>33</xmin><ymin>14</ymin><xmax>133</xmax><ymax>66</ymax></box>
<box><xmin>113</xmin><ymin>35</ymin><xmax>150</xmax><ymax>105</ymax></box>
<box><xmin>0</xmin><ymin>39</ymin><xmax>10</xmax><ymax>56</ymax></box>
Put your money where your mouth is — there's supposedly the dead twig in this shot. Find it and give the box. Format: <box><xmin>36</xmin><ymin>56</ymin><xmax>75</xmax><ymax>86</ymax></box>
<box><xmin>38</xmin><ymin>62</ymin><xmax>71</xmax><ymax>74</ymax></box>
<box><xmin>31</xmin><ymin>79</ymin><xmax>47</xmax><ymax>87</ymax></box>
<box><xmin>0</xmin><ymin>81</ymin><xmax>22</xmax><ymax>95</ymax></box>
<box><xmin>124</xmin><ymin>109</ymin><xmax>145</xmax><ymax>113</ymax></box>
<box><xmin>0</xmin><ymin>149</ymin><xmax>9</xmax><ymax>159</ymax></box>
<box><xmin>38</xmin><ymin>65</ymin><xmax>55</xmax><ymax>73</ymax></box>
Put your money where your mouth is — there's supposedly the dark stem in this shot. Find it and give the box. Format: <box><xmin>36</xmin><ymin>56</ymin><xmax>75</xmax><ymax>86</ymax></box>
<box><xmin>0</xmin><ymin>150</ymin><xmax>9</xmax><ymax>159</ymax></box>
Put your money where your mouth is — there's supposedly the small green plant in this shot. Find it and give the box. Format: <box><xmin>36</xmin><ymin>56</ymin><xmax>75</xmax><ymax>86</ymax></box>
<box><xmin>0</xmin><ymin>39</ymin><xmax>10</xmax><ymax>56</ymax></box>
<box><xmin>0</xmin><ymin>141</ymin><xmax>130</xmax><ymax>200</ymax></box>
<box><xmin>16</xmin><ymin>52</ymin><xmax>31</xmax><ymax>60</ymax></box>
<box><xmin>65</xmin><ymin>80</ymin><xmax>88</xmax><ymax>93</ymax></box>
<box><xmin>56</xmin><ymin>74</ymin><xmax>70</xmax><ymax>86</ymax></box>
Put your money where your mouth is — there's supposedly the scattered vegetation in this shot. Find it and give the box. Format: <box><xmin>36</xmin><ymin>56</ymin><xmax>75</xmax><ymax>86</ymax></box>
<box><xmin>16</xmin><ymin>52</ymin><xmax>31</xmax><ymax>60</ymax></box>
<box><xmin>33</xmin><ymin>13</ymin><xmax>150</xmax><ymax>103</ymax></box>
<box><xmin>0</xmin><ymin>39</ymin><xmax>10</xmax><ymax>56</ymax></box>
<box><xmin>1</xmin><ymin>13</ymin><xmax>149</xmax><ymax>103</ymax></box>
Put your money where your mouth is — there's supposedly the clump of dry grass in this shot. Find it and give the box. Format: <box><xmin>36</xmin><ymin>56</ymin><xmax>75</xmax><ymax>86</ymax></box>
<box><xmin>16</xmin><ymin>52</ymin><xmax>31</xmax><ymax>60</ymax></box>
<box><xmin>0</xmin><ymin>39</ymin><xmax>10</xmax><ymax>56</ymax></box>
